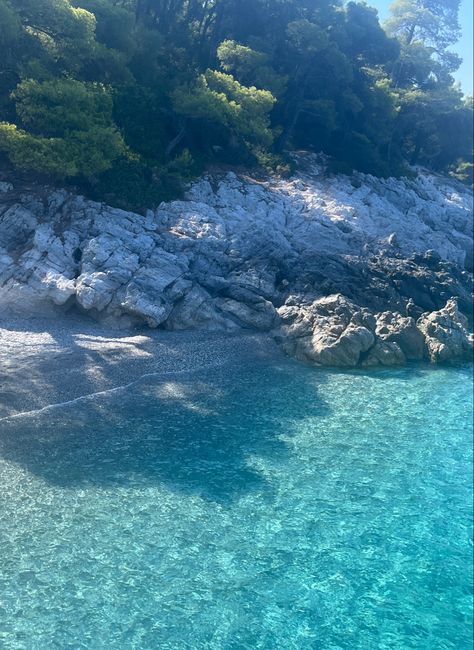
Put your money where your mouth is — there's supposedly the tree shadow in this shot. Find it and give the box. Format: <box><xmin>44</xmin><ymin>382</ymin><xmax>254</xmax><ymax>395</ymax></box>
<box><xmin>0</xmin><ymin>315</ymin><xmax>140</xmax><ymax>418</ymax></box>
<box><xmin>0</xmin><ymin>314</ymin><xmax>267</xmax><ymax>419</ymax></box>
<box><xmin>0</xmin><ymin>340</ymin><xmax>331</xmax><ymax>504</ymax></box>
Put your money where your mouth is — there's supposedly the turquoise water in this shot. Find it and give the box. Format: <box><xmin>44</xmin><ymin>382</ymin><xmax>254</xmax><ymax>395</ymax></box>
<box><xmin>0</xmin><ymin>359</ymin><xmax>472</xmax><ymax>649</ymax></box>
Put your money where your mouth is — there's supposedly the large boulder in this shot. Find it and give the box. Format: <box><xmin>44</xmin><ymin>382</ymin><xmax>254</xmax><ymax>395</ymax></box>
<box><xmin>362</xmin><ymin>340</ymin><xmax>406</xmax><ymax>367</ymax></box>
<box><xmin>417</xmin><ymin>298</ymin><xmax>473</xmax><ymax>362</ymax></box>
<box><xmin>277</xmin><ymin>294</ymin><xmax>376</xmax><ymax>367</ymax></box>
<box><xmin>165</xmin><ymin>285</ymin><xmax>226</xmax><ymax>331</ymax></box>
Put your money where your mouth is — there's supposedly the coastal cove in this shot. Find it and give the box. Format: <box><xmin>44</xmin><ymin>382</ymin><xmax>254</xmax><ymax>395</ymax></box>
<box><xmin>0</xmin><ymin>322</ymin><xmax>472</xmax><ymax>649</ymax></box>
<box><xmin>0</xmin><ymin>152</ymin><xmax>473</xmax><ymax>648</ymax></box>
<box><xmin>0</xmin><ymin>0</ymin><xmax>473</xmax><ymax>646</ymax></box>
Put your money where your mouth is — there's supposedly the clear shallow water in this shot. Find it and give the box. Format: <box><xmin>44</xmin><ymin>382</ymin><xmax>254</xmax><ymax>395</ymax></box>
<box><xmin>0</xmin><ymin>359</ymin><xmax>472</xmax><ymax>649</ymax></box>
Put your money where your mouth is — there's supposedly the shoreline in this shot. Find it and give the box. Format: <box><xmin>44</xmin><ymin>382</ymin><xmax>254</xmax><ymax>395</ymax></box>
<box><xmin>0</xmin><ymin>315</ymin><xmax>281</xmax><ymax>420</ymax></box>
<box><xmin>1</xmin><ymin>313</ymin><xmax>472</xmax><ymax>423</ymax></box>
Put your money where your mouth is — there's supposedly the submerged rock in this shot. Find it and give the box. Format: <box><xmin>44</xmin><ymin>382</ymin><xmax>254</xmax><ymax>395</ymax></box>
<box><xmin>0</xmin><ymin>156</ymin><xmax>472</xmax><ymax>367</ymax></box>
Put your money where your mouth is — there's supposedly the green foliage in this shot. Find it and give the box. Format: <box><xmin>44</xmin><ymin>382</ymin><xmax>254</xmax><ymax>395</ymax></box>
<box><xmin>254</xmin><ymin>149</ymin><xmax>292</xmax><ymax>176</ymax></box>
<box><xmin>172</xmin><ymin>70</ymin><xmax>276</xmax><ymax>151</ymax></box>
<box><xmin>286</xmin><ymin>19</ymin><xmax>329</xmax><ymax>54</ymax></box>
<box><xmin>14</xmin><ymin>0</ymin><xmax>96</xmax><ymax>73</ymax></box>
<box><xmin>15</xmin><ymin>0</ymin><xmax>96</xmax><ymax>44</ymax></box>
<box><xmin>383</xmin><ymin>0</ymin><xmax>472</xmax><ymax>172</ymax></box>
<box><xmin>73</xmin><ymin>0</ymin><xmax>134</xmax><ymax>53</ymax></box>
<box><xmin>90</xmin><ymin>156</ymin><xmax>176</xmax><ymax>210</ymax></box>
<box><xmin>0</xmin><ymin>79</ymin><xmax>128</xmax><ymax>177</ymax></box>
<box><xmin>166</xmin><ymin>149</ymin><xmax>196</xmax><ymax>179</ymax></box>
<box><xmin>0</xmin><ymin>1</ymin><xmax>23</xmax><ymax>113</ymax></box>
<box><xmin>386</xmin><ymin>0</ymin><xmax>462</xmax><ymax>86</ymax></box>
<box><xmin>0</xmin><ymin>122</ymin><xmax>76</xmax><ymax>175</ymax></box>
<box><xmin>0</xmin><ymin>0</ymin><xmax>21</xmax><ymax>50</ymax></box>
<box><xmin>386</xmin><ymin>0</ymin><xmax>461</xmax><ymax>50</ymax></box>
<box><xmin>217</xmin><ymin>40</ymin><xmax>287</xmax><ymax>96</ymax></box>
<box><xmin>13</xmin><ymin>78</ymin><xmax>113</xmax><ymax>133</ymax></box>
<box><xmin>217</xmin><ymin>40</ymin><xmax>267</xmax><ymax>78</ymax></box>
<box><xmin>0</xmin><ymin>0</ymin><xmax>470</xmax><ymax>208</ymax></box>
<box><xmin>0</xmin><ymin>120</ymin><xmax>127</xmax><ymax>177</ymax></box>
<box><xmin>449</xmin><ymin>161</ymin><xmax>474</xmax><ymax>188</ymax></box>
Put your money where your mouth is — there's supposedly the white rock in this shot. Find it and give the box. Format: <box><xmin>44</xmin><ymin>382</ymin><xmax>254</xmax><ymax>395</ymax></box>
<box><xmin>0</xmin><ymin>156</ymin><xmax>472</xmax><ymax>366</ymax></box>
<box><xmin>417</xmin><ymin>299</ymin><xmax>473</xmax><ymax>362</ymax></box>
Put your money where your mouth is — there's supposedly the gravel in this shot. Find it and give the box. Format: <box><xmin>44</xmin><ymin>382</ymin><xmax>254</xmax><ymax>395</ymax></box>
<box><xmin>0</xmin><ymin>314</ymin><xmax>280</xmax><ymax>420</ymax></box>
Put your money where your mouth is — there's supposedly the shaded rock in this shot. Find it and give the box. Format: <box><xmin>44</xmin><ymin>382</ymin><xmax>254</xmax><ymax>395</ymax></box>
<box><xmin>0</xmin><ymin>205</ymin><xmax>37</xmax><ymax>249</ymax></box>
<box><xmin>362</xmin><ymin>341</ymin><xmax>406</xmax><ymax>367</ymax></box>
<box><xmin>76</xmin><ymin>272</ymin><xmax>117</xmax><ymax>311</ymax></box>
<box><xmin>375</xmin><ymin>311</ymin><xmax>424</xmax><ymax>360</ymax></box>
<box><xmin>217</xmin><ymin>296</ymin><xmax>278</xmax><ymax>331</ymax></box>
<box><xmin>165</xmin><ymin>285</ymin><xmax>229</xmax><ymax>331</ymax></box>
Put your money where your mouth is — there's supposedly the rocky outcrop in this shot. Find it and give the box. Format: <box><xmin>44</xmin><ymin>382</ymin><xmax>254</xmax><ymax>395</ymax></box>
<box><xmin>373</xmin><ymin>311</ymin><xmax>425</xmax><ymax>361</ymax></box>
<box><xmin>0</xmin><ymin>155</ymin><xmax>472</xmax><ymax>367</ymax></box>
<box><xmin>277</xmin><ymin>294</ymin><xmax>472</xmax><ymax>367</ymax></box>
<box><xmin>418</xmin><ymin>299</ymin><xmax>473</xmax><ymax>363</ymax></box>
<box><xmin>277</xmin><ymin>295</ymin><xmax>376</xmax><ymax>367</ymax></box>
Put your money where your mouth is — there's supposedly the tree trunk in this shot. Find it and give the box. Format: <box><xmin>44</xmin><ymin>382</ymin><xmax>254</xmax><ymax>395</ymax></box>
<box><xmin>165</xmin><ymin>123</ymin><xmax>187</xmax><ymax>158</ymax></box>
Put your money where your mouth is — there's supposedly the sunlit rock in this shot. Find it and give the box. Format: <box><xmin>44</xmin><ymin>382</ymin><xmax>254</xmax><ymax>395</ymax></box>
<box><xmin>0</xmin><ymin>155</ymin><xmax>472</xmax><ymax>366</ymax></box>
<box><xmin>417</xmin><ymin>299</ymin><xmax>473</xmax><ymax>363</ymax></box>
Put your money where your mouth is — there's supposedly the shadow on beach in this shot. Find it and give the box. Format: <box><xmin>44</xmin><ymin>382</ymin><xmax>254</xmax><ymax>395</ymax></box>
<box><xmin>0</xmin><ymin>318</ymin><xmax>331</xmax><ymax>504</ymax></box>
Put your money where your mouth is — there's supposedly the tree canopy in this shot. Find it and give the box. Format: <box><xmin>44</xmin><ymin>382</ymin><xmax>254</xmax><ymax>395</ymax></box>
<box><xmin>0</xmin><ymin>0</ymin><xmax>471</xmax><ymax>208</ymax></box>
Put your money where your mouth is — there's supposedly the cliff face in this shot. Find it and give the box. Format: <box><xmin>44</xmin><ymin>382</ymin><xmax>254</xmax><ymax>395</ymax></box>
<box><xmin>0</xmin><ymin>155</ymin><xmax>472</xmax><ymax>367</ymax></box>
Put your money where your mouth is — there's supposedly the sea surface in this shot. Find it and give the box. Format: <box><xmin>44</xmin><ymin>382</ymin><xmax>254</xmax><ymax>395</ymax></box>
<box><xmin>0</xmin><ymin>358</ymin><xmax>472</xmax><ymax>649</ymax></box>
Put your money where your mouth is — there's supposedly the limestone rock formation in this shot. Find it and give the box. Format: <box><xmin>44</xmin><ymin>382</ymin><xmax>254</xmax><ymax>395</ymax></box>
<box><xmin>0</xmin><ymin>155</ymin><xmax>472</xmax><ymax>367</ymax></box>
<box><xmin>277</xmin><ymin>295</ymin><xmax>375</xmax><ymax>367</ymax></box>
<box><xmin>374</xmin><ymin>312</ymin><xmax>425</xmax><ymax>360</ymax></box>
<box><xmin>418</xmin><ymin>299</ymin><xmax>473</xmax><ymax>362</ymax></box>
<box><xmin>278</xmin><ymin>295</ymin><xmax>472</xmax><ymax>367</ymax></box>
